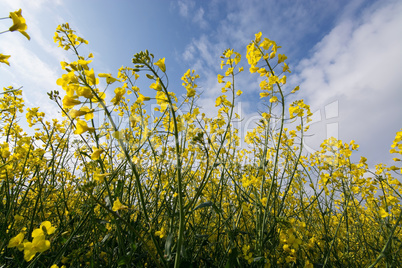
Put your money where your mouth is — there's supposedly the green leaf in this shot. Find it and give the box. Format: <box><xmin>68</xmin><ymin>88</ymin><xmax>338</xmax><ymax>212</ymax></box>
<box><xmin>115</xmin><ymin>180</ymin><xmax>124</xmax><ymax>197</ymax></box>
<box><xmin>193</xmin><ymin>201</ymin><xmax>213</xmax><ymax>211</ymax></box>
<box><xmin>253</xmin><ymin>256</ymin><xmax>265</xmax><ymax>263</ymax></box>
<box><xmin>164</xmin><ymin>233</ymin><xmax>174</xmax><ymax>260</ymax></box>
<box><xmin>117</xmin><ymin>256</ymin><xmax>129</xmax><ymax>266</ymax></box>
<box><xmin>225</xmin><ymin>247</ymin><xmax>239</xmax><ymax>268</ymax></box>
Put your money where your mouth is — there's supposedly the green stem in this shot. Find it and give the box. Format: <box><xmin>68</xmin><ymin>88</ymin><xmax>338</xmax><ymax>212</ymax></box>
<box><xmin>368</xmin><ymin>204</ymin><xmax>402</xmax><ymax>267</ymax></box>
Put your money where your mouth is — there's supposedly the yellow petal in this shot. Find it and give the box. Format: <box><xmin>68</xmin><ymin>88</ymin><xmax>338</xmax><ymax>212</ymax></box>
<box><xmin>35</xmin><ymin>239</ymin><xmax>51</xmax><ymax>253</ymax></box>
<box><xmin>269</xmin><ymin>96</ymin><xmax>278</xmax><ymax>103</ymax></box>
<box><xmin>20</xmin><ymin>31</ymin><xmax>31</xmax><ymax>40</ymax></box>
<box><xmin>150</xmin><ymin>79</ymin><xmax>162</xmax><ymax>91</ymax></box>
<box><xmin>40</xmin><ymin>221</ymin><xmax>56</xmax><ymax>235</ymax></box>
<box><xmin>154</xmin><ymin>58</ymin><xmax>166</xmax><ymax>72</ymax></box>
<box><xmin>255</xmin><ymin>32</ymin><xmax>262</xmax><ymax>43</ymax></box>
<box><xmin>112</xmin><ymin>130</ymin><xmax>124</xmax><ymax>139</ymax></box>
<box><xmin>94</xmin><ymin>173</ymin><xmax>110</xmax><ymax>181</ymax></box>
<box><xmin>62</xmin><ymin>95</ymin><xmax>81</xmax><ymax>108</ymax></box>
<box><xmin>379</xmin><ymin>208</ymin><xmax>389</xmax><ymax>218</ymax></box>
<box><xmin>91</xmin><ymin>147</ymin><xmax>104</xmax><ymax>160</ymax></box>
<box><xmin>32</xmin><ymin>228</ymin><xmax>44</xmax><ymax>238</ymax></box>
<box><xmin>7</xmin><ymin>233</ymin><xmax>25</xmax><ymax>248</ymax></box>
<box><xmin>112</xmin><ymin>198</ymin><xmax>128</xmax><ymax>211</ymax></box>
<box><xmin>75</xmin><ymin>119</ymin><xmax>91</xmax><ymax>135</ymax></box>
<box><xmin>0</xmin><ymin>54</ymin><xmax>11</xmax><ymax>66</ymax></box>
<box><xmin>23</xmin><ymin>244</ymin><xmax>36</xmax><ymax>261</ymax></box>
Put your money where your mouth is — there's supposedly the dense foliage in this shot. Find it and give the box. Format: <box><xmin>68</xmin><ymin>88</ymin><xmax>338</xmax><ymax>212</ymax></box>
<box><xmin>1</xmin><ymin>9</ymin><xmax>402</xmax><ymax>268</ymax></box>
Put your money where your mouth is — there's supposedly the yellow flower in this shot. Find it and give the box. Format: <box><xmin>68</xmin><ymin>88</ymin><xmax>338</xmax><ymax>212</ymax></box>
<box><xmin>40</xmin><ymin>221</ymin><xmax>56</xmax><ymax>235</ymax></box>
<box><xmin>129</xmin><ymin>114</ymin><xmax>141</xmax><ymax>127</ymax></box>
<box><xmin>215</xmin><ymin>96</ymin><xmax>222</xmax><ymax>106</ymax></box>
<box><xmin>249</xmin><ymin>66</ymin><xmax>259</xmax><ymax>73</ymax></box>
<box><xmin>261</xmin><ymin>112</ymin><xmax>271</xmax><ymax>120</ymax></box>
<box><xmin>225</xmin><ymin>67</ymin><xmax>234</xmax><ymax>76</ymax></box>
<box><xmin>84</xmin><ymin>69</ymin><xmax>98</xmax><ymax>86</ymax></box>
<box><xmin>0</xmin><ymin>54</ymin><xmax>11</xmax><ymax>66</ymax></box>
<box><xmin>224</xmin><ymin>49</ymin><xmax>233</xmax><ymax>58</ymax></box>
<box><xmin>23</xmin><ymin>227</ymin><xmax>51</xmax><ymax>262</ymax></box>
<box><xmin>57</xmin><ymin>72</ymin><xmax>78</xmax><ymax>89</ymax></box>
<box><xmin>9</xmin><ymin>9</ymin><xmax>30</xmax><ymax>40</ymax></box>
<box><xmin>23</xmin><ymin>238</ymin><xmax>50</xmax><ymax>261</ymax></box>
<box><xmin>8</xmin><ymin>233</ymin><xmax>25</xmax><ymax>248</ymax></box>
<box><xmin>291</xmin><ymin>85</ymin><xmax>300</xmax><ymax>94</ymax></box>
<box><xmin>217</xmin><ymin>74</ymin><xmax>225</xmax><ymax>83</ymax></box>
<box><xmin>279</xmin><ymin>75</ymin><xmax>286</xmax><ymax>85</ymax></box>
<box><xmin>112</xmin><ymin>198</ymin><xmax>128</xmax><ymax>211</ymax></box>
<box><xmin>304</xmin><ymin>260</ymin><xmax>314</xmax><ymax>268</ymax></box>
<box><xmin>277</xmin><ymin>54</ymin><xmax>287</xmax><ymax>63</ymax></box>
<box><xmin>94</xmin><ymin>173</ymin><xmax>111</xmax><ymax>181</ymax></box>
<box><xmin>69</xmin><ymin>107</ymin><xmax>94</xmax><ymax>119</ymax></box>
<box><xmin>379</xmin><ymin>208</ymin><xmax>389</xmax><ymax>218</ymax></box>
<box><xmin>268</xmin><ymin>75</ymin><xmax>278</xmax><ymax>85</ymax></box>
<box><xmin>62</xmin><ymin>95</ymin><xmax>81</xmax><ymax>108</ymax></box>
<box><xmin>186</xmin><ymin>86</ymin><xmax>196</xmax><ymax>98</ymax></box>
<box><xmin>154</xmin><ymin>58</ymin><xmax>166</xmax><ymax>72</ymax></box>
<box><xmin>111</xmin><ymin>86</ymin><xmax>126</xmax><ymax>105</ymax></box>
<box><xmin>61</xmin><ymin>256</ymin><xmax>69</xmax><ymax>264</ymax></box>
<box><xmin>255</xmin><ymin>32</ymin><xmax>262</xmax><ymax>43</ymax></box>
<box><xmin>92</xmin><ymin>92</ymin><xmax>106</xmax><ymax>103</ymax></box>
<box><xmin>14</xmin><ymin>214</ymin><xmax>24</xmax><ymax>221</ymax></box>
<box><xmin>269</xmin><ymin>96</ymin><xmax>278</xmax><ymax>103</ymax></box>
<box><xmin>283</xmin><ymin>62</ymin><xmax>291</xmax><ymax>73</ymax></box>
<box><xmin>77</xmin><ymin>59</ymin><xmax>92</xmax><ymax>69</ymax></box>
<box><xmin>98</xmin><ymin>73</ymin><xmax>118</xmax><ymax>84</ymax></box>
<box><xmin>234</xmin><ymin>52</ymin><xmax>241</xmax><ymax>64</ymax></box>
<box><xmin>112</xmin><ymin>130</ymin><xmax>124</xmax><ymax>139</ymax></box>
<box><xmin>155</xmin><ymin>91</ymin><xmax>169</xmax><ymax>111</ymax></box>
<box><xmin>155</xmin><ymin>226</ymin><xmax>166</xmax><ymax>238</ymax></box>
<box><xmin>150</xmin><ymin>78</ymin><xmax>162</xmax><ymax>91</ymax></box>
<box><xmin>76</xmin><ymin>86</ymin><xmax>94</xmax><ymax>99</ymax></box>
<box><xmin>136</xmin><ymin>93</ymin><xmax>151</xmax><ymax>104</ymax></box>
<box><xmin>91</xmin><ymin>147</ymin><xmax>104</xmax><ymax>160</ymax></box>
<box><xmin>74</xmin><ymin>119</ymin><xmax>95</xmax><ymax>135</ymax></box>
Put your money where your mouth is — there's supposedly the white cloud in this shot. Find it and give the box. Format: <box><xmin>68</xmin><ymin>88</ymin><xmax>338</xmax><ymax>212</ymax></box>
<box><xmin>182</xmin><ymin>43</ymin><xmax>196</xmax><ymax>61</ymax></box>
<box><xmin>0</xmin><ymin>0</ymin><xmax>69</xmax><ymax>124</ymax></box>
<box><xmin>2</xmin><ymin>0</ymin><xmax>62</xmax><ymax>11</ymax></box>
<box><xmin>294</xmin><ymin>0</ymin><xmax>402</xmax><ymax>166</ymax></box>
<box><xmin>176</xmin><ymin>0</ymin><xmax>208</xmax><ymax>28</ymax></box>
<box><xmin>193</xmin><ymin>7</ymin><xmax>207</xmax><ymax>29</ymax></box>
<box><xmin>0</xmin><ymin>34</ymin><xmax>63</xmax><ymax>123</ymax></box>
<box><xmin>1</xmin><ymin>36</ymin><xmax>58</xmax><ymax>88</ymax></box>
<box><xmin>177</xmin><ymin>0</ymin><xmax>195</xmax><ymax>18</ymax></box>
<box><xmin>178</xmin><ymin>0</ymin><xmax>402</xmax><ymax>167</ymax></box>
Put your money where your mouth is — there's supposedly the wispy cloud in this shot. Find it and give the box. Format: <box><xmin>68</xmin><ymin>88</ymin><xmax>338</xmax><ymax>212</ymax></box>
<box><xmin>177</xmin><ymin>0</ymin><xmax>402</xmax><ymax>166</ymax></box>
<box><xmin>1</xmin><ymin>0</ymin><xmax>399</xmax><ymax>167</ymax></box>
<box><xmin>177</xmin><ymin>0</ymin><xmax>195</xmax><ymax>17</ymax></box>
<box><xmin>193</xmin><ymin>7</ymin><xmax>207</xmax><ymax>29</ymax></box>
<box><xmin>2</xmin><ymin>0</ymin><xmax>62</xmax><ymax>10</ymax></box>
<box><xmin>0</xmin><ymin>0</ymin><xmax>73</xmax><ymax>122</ymax></box>
<box><xmin>293</xmin><ymin>0</ymin><xmax>402</xmax><ymax>165</ymax></box>
<box><xmin>175</xmin><ymin>0</ymin><xmax>208</xmax><ymax>29</ymax></box>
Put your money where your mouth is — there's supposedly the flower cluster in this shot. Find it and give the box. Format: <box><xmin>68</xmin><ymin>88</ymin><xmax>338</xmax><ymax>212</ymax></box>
<box><xmin>8</xmin><ymin>221</ymin><xmax>56</xmax><ymax>261</ymax></box>
<box><xmin>1</xmin><ymin>14</ymin><xmax>401</xmax><ymax>267</ymax></box>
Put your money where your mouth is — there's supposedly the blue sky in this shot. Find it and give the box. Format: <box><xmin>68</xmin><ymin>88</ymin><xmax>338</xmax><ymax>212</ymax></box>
<box><xmin>1</xmin><ymin>0</ymin><xmax>401</xmax><ymax>168</ymax></box>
